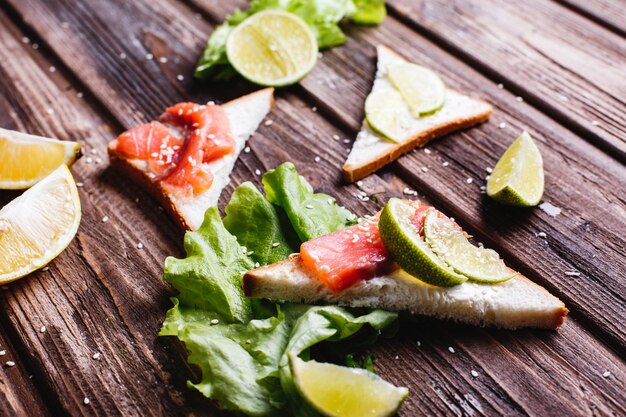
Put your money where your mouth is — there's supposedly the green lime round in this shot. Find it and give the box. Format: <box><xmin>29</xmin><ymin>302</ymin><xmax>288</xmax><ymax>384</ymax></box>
<box><xmin>226</xmin><ymin>11</ymin><xmax>318</xmax><ymax>87</ymax></box>
<box><xmin>379</xmin><ymin>198</ymin><xmax>467</xmax><ymax>287</ymax></box>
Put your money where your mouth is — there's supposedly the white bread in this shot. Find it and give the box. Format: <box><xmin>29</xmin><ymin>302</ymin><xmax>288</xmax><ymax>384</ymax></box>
<box><xmin>243</xmin><ymin>256</ymin><xmax>568</xmax><ymax>330</ymax></box>
<box><xmin>108</xmin><ymin>88</ymin><xmax>274</xmax><ymax>230</ymax></box>
<box><xmin>343</xmin><ymin>46</ymin><xmax>492</xmax><ymax>182</ymax></box>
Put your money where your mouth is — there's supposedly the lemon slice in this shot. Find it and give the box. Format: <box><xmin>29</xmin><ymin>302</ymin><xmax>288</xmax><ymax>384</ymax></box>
<box><xmin>379</xmin><ymin>199</ymin><xmax>467</xmax><ymax>287</ymax></box>
<box><xmin>388</xmin><ymin>63</ymin><xmax>446</xmax><ymax>117</ymax></box>
<box><xmin>423</xmin><ymin>211</ymin><xmax>516</xmax><ymax>283</ymax></box>
<box><xmin>226</xmin><ymin>10</ymin><xmax>318</xmax><ymax>87</ymax></box>
<box><xmin>0</xmin><ymin>128</ymin><xmax>81</xmax><ymax>189</ymax></box>
<box><xmin>290</xmin><ymin>353</ymin><xmax>408</xmax><ymax>417</ymax></box>
<box><xmin>487</xmin><ymin>131</ymin><xmax>544</xmax><ymax>207</ymax></box>
<box><xmin>0</xmin><ymin>165</ymin><xmax>81</xmax><ymax>284</ymax></box>
<box><xmin>365</xmin><ymin>89</ymin><xmax>413</xmax><ymax>142</ymax></box>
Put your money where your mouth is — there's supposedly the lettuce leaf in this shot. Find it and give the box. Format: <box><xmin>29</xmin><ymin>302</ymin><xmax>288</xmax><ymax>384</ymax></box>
<box><xmin>160</xmin><ymin>164</ymin><xmax>397</xmax><ymax>416</ymax></box>
<box><xmin>163</xmin><ymin>207</ymin><xmax>254</xmax><ymax>323</ymax></box>
<box><xmin>162</xmin><ymin>301</ymin><xmax>396</xmax><ymax>416</ymax></box>
<box><xmin>223</xmin><ymin>182</ymin><xmax>298</xmax><ymax>265</ymax></box>
<box><xmin>263</xmin><ymin>162</ymin><xmax>355</xmax><ymax>241</ymax></box>
<box><xmin>195</xmin><ymin>0</ymin><xmax>387</xmax><ymax>79</ymax></box>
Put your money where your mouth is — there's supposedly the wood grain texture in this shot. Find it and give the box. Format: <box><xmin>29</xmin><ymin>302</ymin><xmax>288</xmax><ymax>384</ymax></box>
<box><xmin>555</xmin><ymin>0</ymin><xmax>626</xmax><ymax>37</ymax></box>
<box><xmin>387</xmin><ymin>0</ymin><xmax>626</xmax><ymax>162</ymax></box>
<box><xmin>0</xmin><ymin>318</ymin><xmax>52</xmax><ymax>417</ymax></box>
<box><xmin>194</xmin><ymin>2</ymin><xmax>626</xmax><ymax>351</ymax></box>
<box><xmin>0</xmin><ymin>0</ymin><xmax>624</xmax><ymax>416</ymax></box>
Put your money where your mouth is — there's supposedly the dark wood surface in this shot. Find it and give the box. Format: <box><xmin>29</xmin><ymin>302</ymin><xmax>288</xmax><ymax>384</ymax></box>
<box><xmin>0</xmin><ymin>0</ymin><xmax>624</xmax><ymax>416</ymax></box>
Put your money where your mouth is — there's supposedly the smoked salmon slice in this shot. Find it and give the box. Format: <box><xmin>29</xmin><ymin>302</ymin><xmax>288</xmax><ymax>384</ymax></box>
<box><xmin>300</xmin><ymin>216</ymin><xmax>393</xmax><ymax>293</ymax></box>
<box><xmin>113</xmin><ymin>102</ymin><xmax>235</xmax><ymax>197</ymax></box>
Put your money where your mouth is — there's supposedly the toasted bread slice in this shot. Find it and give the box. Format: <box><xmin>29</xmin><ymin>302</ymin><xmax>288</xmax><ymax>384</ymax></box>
<box><xmin>343</xmin><ymin>46</ymin><xmax>492</xmax><ymax>182</ymax></box>
<box><xmin>244</xmin><ymin>256</ymin><xmax>568</xmax><ymax>330</ymax></box>
<box><xmin>108</xmin><ymin>88</ymin><xmax>274</xmax><ymax>230</ymax></box>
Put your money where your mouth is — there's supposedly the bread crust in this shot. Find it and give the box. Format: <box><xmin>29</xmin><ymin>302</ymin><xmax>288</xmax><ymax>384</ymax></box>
<box><xmin>107</xmin><ymin>88</ymin><xmax>274</xmax><ymax>231</ymax></box>
<box><xmin>343</xmin><ymin>107</ymin><xmax>492</xmax><ymax>182</ymax></box>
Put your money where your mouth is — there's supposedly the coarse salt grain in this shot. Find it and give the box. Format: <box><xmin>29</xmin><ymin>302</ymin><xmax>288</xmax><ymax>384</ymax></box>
<box><xmin>486</xmin><ymin>167</ymin><xmax>493</xmax><ymax>173</ymax></box>
<box><xmin>272</xmin><ymin>242</ymin><xmax>280</xmax><ymax>248</ymax></box>
<box><xmin>602</xmin><ymin>371</ymin><xmax>611</xmax><ymax>378</ymax></box>
<box><xmin>244</xmin><ymin>146</ymin><xmax>251</xmax><ymax>153</ymax></box>
<box><xmin>591</xmin><ymin>120</ymin><xmax>600</xmax><ymax>126</ymax></box>
<box><xmin>537</xmin><ymin>232</ymin><xmax>547</xmax><ymax>238</ymax></box>
<box><xmin>6</xmin><ymin>361</ymin><xmax>15</xmax><ymax>367</ymax></box>
<box><xmin>83</xmin><ymin>398</ymin><xmax>90</xmax><ymax>405</ymax></box>
<box><xmin>264</xmin><ymin>119</ymin><xmax>273</xmax><ymax>126</ymax></box>
<box><xmin>424</xmin><ymin>148</ymin><xmax>432</xmax><ymax>154</ymax></box>
<box><xmin>255</xmin><ymin>169</ymin><xmax>261</xmax><ymax>175</ymax></box>
<box><xmin>176</xmin><ymin>74</ymin><xmax>184</xmax><ymax>81</ymax></box>
<box><xmin>305</xmin><ymin>204</ymin><xmax>314</xmax><ymax>209</ymax></box>
<box><xmin>471</xmin><ymin>370</ymin><xmax>478</xmax><ymax>378</ymax></box>
<box><xmin>466</xmin><ymin>178</ymin><xmax>473</xmax><ymax>184</ymax></box>
<box><xmin>40</xmin><ymin>326</ymin><xmax>46</xmax><ymax>333</ymax></box>
<box><xmin>137</xmin><ymin>243</ymin><xmax>143</xmax><ymax>249</ymax></box>
<box><xmin>145</xmin><ymin>53</ymin><xmax>153</xmax><ymax>60</ymax></box>
<box><xmin>102</xmin><ymin>216</ymin><xmax>109</xmax><ymax>223</ymax></box>
<box><xmin>210</xmin><ymin>319</ymin><xmax>219</xmax><ymax>325</ymax></box>
<box><xmin>565</xmin><ymin>271</ymin><xmax>580</xmax><ymax>276</ymax></box>
<box><xmin>159</xmin><ymin>57</ymin><xmax>168</xmax><ymax>64</ymax></box>
<box><xmin>0</xmin><ymin>350</ymin><xmax>5</xmax><ymax>356</ymax></box>
<box><xmin>314</xmin><ymin>156</ymin><xmax>321</xmax><ymax>162</ymax></box>
<box><xmin>516</xmin><ymin>96</ymin><xmax>523</xmax><ymax>102</ymax></box>
<box><xmin>498</xmin><ymin>122</ymin><xmax>506</xmax><ymax>129</ymax></box>
<box><xmin>422</xmin><ymin>167</ymin><xmax>429</xmax><ymax>172</ymax></box>
<box><xmin>448</xmin><ymin>346</ymin><xmax>455</xmax><ymax>353</ymax></box>
<box><xmin>497</xmin><ymin>83</ymin><xmax>504</xmax><ymax>89</ymax></box>
<box><xmin>332</xmin><ymin>134</ymin><xmax>340</xmax><ymax>141</ymax></box>
<box><xmin>539</xmin><ymin>202</ymin><xmax>561</xmax><ymax>217</ymax></box>
<box><xmin>311</xmin><ymin>106</ymin><xmax>317</xmax><ymax>112</ymax></box>
<box><xmin>92</xmin><ymin>352</ymin><xmax>101</xmax><ymax>360</ymax></box>
<box><xmin>442</xmin><ymin>162</ymin><xmax>449</xmax><ymax>167</ymax></box>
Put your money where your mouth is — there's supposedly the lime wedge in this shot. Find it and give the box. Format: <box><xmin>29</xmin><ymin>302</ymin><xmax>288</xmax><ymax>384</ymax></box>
<box><xmin>226</xmin><ymin>11</ymin><xmax>318</xmax><ymax>87</ymax></box>
<box><xmin>423</xmin><ymin>211</ymin><xmax>516</xmax><ymax>283</ymax></box>
<box><xmin>487</xmin><ymin>131</ymin><xmax>544</xmax><ymax>207</ymax></box>
<box><xmin>0</xmin><ymin>165</ymin><xmax>81</xmax><ymax>284</ymax></box>
<box><xmin>290</xmin><ymin>353</ymin><xmax>408</xmax><ymax>417</ymax></box>
<box><xmin>388</xmin><ymin>63</ymin><xmax>446</xmax><ymax>117</ymax></box>
<box><xmin>379</xmin><ymin>198</ymin><xmax>467</xmax><ymax>287</ymax></box>
<box><xmin>365</xmin><ymin>88</ymin><xmax>413</xmax><ymax>142</ymax></box>
<box><xmin>0</xmin><ymin>128</ymin><xmax>81</xmax><ymax>189</ymax></box>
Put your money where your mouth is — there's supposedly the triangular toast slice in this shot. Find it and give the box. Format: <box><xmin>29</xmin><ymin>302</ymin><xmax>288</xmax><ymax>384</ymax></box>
<box><xmin>343</xmin><ymin>46</ymin><xmax>493</xmax><ymax>182</ymax></box>
<box><xmin>108</xmin><ymin>88</ymin><xmax>274</xmax><ymax>230</ymax></box>
<box><xmin>244</xmin><ymin>256</ymin><xmax>567</xmax><ymax>329</ymax></box>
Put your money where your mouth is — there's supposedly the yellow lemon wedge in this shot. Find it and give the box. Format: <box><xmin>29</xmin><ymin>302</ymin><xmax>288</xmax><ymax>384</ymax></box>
<box><xmin>0</xmin><ymin>127</ymin><xmax>81</xmax><ymax>189</ymax></box>
<box><xmin>0</xmin><ymin>165</ymin><xmax>81</xmax><ymax>284</ymax></box>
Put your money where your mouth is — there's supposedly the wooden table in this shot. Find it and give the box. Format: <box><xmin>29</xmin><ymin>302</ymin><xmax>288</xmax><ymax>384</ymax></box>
<box><xmin>0</xmin><ymin>1</ymin><xmax>624</xmax><ymax>416</ymax></box>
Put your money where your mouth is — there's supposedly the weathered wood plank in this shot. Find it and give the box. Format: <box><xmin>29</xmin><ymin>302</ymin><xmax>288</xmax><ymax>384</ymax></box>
<box><xmin>555</xmin><ymin>0</ymin><xmax>626</xmax><ymax>38</ymax></box>
<box><xmin>193</xmin><ymin>1</ymin><xmax>626</xmax><ymax>352</ymax></box>
<box><xmin>0</xmin><ymin>4</ymin><xmax>416</xmax><ymax>416</ymax></box>
<box><xmin>0</xmin><ymin>318</ymin><xmax>52</xmax><ymax>417</ymax></box>
<box><xmin>386</xmin><ymin>0</ymin><xmax>626</xmax><ymax>161</ymax></box>
<box><xmin>2</xmin><ymin>1</ymin><xmax>625</xmax><ymax>416</ymax></box>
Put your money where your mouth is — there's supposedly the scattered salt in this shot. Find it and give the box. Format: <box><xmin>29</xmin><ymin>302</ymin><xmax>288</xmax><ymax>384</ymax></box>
<box><xmin>255</xmin><ymin>169</ymin><xmax>261</xmax><ymax>175</ymax></box>
<box><xmin>92</xmin><ymin>352</ymin><xmax>101</xmax><ymax>360</ymax></box>
<box><xmin>471</xmin><ymin>370</ymin><xmax>479</xmax><ymax>378</ymax></box>
<box><xmin>498</xmin><ymin>122</ymin><xmax>507</xmax><ymax>129</ymax></box>
<box><xmin>40</xmin><ymin>326</ymin><xmax>46</xmax><ymax>333</ymax></box>
<box><xmin>448</xmin><ymin>347</ymin><xmax>455</xmax><ymax>353</ymax></box>
<box><xmin>264</xmin><ymin>119</ymin><xmax>273</xmax><ymax>126</ymax></box>
<box><xmin>466</xmin><ymin>178</ymin><xmax>473</xmax><ymax>184</ymax></box>
<box><xmin>539</xmin><ymin>202</ymin><xmax>561</xmax><ymax>217</ymax></box>
<box><xmin>176</xmin><ymin>74</ymin><xmax>184</xmax><ymax>81</ymax></box>
<box><xmin>564</xmin><ymin>271</ymin><xmax>581</xmax><ymax>277</ymax></box>
<box><xmin>210</xmin><ymin>319</ymin><xmax>219</xmax><ymax>325</ymax></box>
<box><xmin>442</xmin><ymin>162</ymin><xmax>449</xmax><ymax>167</ymax></box>
<box><xmin>602</xmin><ymin>371</ymin><xmax>611</xmax><ymax>378</ymax></box>
<box><xmin>83</xmin><ymin>398</ymin><xmax>90</xmax><ymax>405</ymax></box>
<box><xmin>516</xmin><ymin>96</ymin><xmax>524</xmax><ymax>102</ymax></box>
<box><xmin>6</xmin><ymin>361</ymin><xmax>15</xmax><ymax>367</ymax></box>
<box><xmin>137</xmin><ymin>243</ymin><xmax>143</xmax><ymax>249</ymax></box>
<box><xmin>102</xmin><ymin>216</ymin><xmax>109</xmax><ymax>223</ymax></box>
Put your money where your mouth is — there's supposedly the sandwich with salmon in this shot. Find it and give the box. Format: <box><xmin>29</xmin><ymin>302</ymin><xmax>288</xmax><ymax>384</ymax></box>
<box><xmin>108</xmin><ymin>88</ymin><xmax>274</xmax><ymax>230</ymax></box>
<box><xmin>244</xmin><ymin>198</ymin><xmax>568</xmax><ymax>330</ymax></box>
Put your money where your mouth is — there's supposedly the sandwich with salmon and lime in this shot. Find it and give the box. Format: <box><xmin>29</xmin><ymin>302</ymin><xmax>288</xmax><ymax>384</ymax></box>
<box><xmin>244</xmin><ymin>198</ymin><xmax>568</xmax><ymax>330</ymax></box>
<box><xmin>108</xmin><ymin>88</ymin><xmax>274</xmax><ymax>230</ymax></box>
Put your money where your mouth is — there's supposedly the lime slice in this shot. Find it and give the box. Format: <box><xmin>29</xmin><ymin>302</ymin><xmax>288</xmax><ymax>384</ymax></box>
<box><xmin>0</xmin><ymin>165</ymin><xmax>81</xmax><ymax>284</ymax></box>
<box><xmin>423</xmin><ymin>211</ymin><xmax>516</xmax><ymax>283</ymax></box>
<box><xmin>379</xmin><ymin>198</ymin><xmax>467</xmax><ymax>287</ymax></box>
<box><xmin>0</xmin><ymin>128</ymin><xmax>81</xmax><ymax>189</ymax></box>
<box><xmin>487</xmin><ymin>131</ymin><xmax>544</xmax><ymax>207</ymax></box>
<box><xmin>388</xmin><ymin>63</ymin><xmax>446</xmax><ymax>117</ymax></box>
<box><xmin>365</xmin><ymin>89</ymin><xmax>413</xmax><ymax>142</ymax></box>
<box><xmin>226</xmin><ymin>11</ymin><xmax>318</xmax><ymax>87</ymax></box>
<box><xmin>290</xmin><ymin>353</ymin><xmax>408</xmax><ymax>417</ymax></box>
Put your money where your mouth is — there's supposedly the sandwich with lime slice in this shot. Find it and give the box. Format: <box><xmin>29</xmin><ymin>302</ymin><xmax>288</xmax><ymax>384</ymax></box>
<box><xmin>245</xmin><ymin>196</ymin><xmax>568</xmax><ymax>330</ymax></box>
